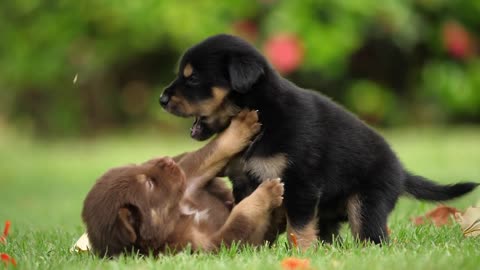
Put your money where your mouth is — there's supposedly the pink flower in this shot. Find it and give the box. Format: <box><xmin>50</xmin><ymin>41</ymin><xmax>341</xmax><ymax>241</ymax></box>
<box><xmin>264</xmin><ymin>33</ymin><xmax>304</xmax><ymax>74</ymax></box>
<box><xmin>442</xmin><ymin>21</ymin><xmax>475</xmax><ymax>59</ymax></box>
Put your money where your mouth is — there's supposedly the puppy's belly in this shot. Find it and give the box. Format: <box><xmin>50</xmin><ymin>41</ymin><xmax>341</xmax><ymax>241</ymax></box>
<box><xmin>182</xmin><ymin>193</ymin><xmax>231</xmax><ymax>233</ymax></box>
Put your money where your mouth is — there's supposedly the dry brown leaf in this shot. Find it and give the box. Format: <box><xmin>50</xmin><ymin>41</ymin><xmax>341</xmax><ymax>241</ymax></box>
<box><xmin>455</xmin><ymin>207</ymin><xmax>480</xmax><ymax>237</ymax></box>
<box><xmin>411</xmin><ymin>205</ymin><xmax>460</xmax><ymax>226</ymax></box>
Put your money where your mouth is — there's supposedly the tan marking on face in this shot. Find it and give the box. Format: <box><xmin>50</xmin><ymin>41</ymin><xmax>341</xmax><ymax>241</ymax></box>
<box><xmin>169</xmin><ymin>95</ymin><xmax>195</xmax><ymax>115</ymax></box>
<box><xmin>246</xmin><ymin>154</ymin><xmax>289</xmax><ymax>180</ymax></box>
<box><xmin>167</xmin><ymin>86</ymin><xmax>230</xmax><ymax>117</ymax></box>
<box><xmin>183</xmin><ymin>63</ymin><xmax>193</xmax><ymax>78</ymax></box>
<box><xmin>346</xmin><ymin>194</ymin><xmax>362</xmax><ymax>238</ymax></box>
<box><xmin>286</xmin><ymin>210</ymin><xmax>318</xmax><ymax>250</ymax></box>
<box><xmin>197</xmin><ymin>87</ymin><xmax>229</xmax><ymax>116</ymax></box>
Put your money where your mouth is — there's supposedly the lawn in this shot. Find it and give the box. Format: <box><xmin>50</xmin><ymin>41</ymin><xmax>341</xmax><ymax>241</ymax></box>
<box><xmin>1</xmin><ymin>126</ymin><xmax>479</xmax><ymax>270</ymax></box>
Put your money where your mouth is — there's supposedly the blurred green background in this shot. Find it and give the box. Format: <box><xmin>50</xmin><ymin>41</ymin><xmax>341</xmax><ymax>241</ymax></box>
<box><xmin>1</xmin><ymin>0</ymin><xmax>480</xmax><ymax>137</ymax></box>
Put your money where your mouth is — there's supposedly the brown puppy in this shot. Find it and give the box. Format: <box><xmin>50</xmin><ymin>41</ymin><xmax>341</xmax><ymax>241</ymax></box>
<box><xmin>82</xmin><ymin>110</ymin><xmax>284</xmax><ymax>257</ymax></box>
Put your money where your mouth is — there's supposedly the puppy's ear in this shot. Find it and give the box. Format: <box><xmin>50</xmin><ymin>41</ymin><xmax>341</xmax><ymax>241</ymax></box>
<box><xmin>117</xmin><ymin>207</ymin><xmax>138</xmax><ymax>243</ymax></box>
<box><xmin>228</xmin><ymin>55</ymin><xmax>264</xmax><ymax>93</ymax></box>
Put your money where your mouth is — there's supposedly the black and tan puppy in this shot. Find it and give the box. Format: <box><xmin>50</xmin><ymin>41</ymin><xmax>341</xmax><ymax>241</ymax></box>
<box><xmin>159</xmin><ymin>34</ymin><xmax>478</xmax><ymax>249</ymax></box>
<box><xmin>82</xmin><ymin>110</ymin><xmax>284</xmax><ymax>257</ymax></box>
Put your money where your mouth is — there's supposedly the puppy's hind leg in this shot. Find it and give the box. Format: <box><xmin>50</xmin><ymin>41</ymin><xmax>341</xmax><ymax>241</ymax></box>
<box><xmin>317</xmin><ymin>219</ymin><xmax>342</xmax><ymax>244</ymax></box>
<box><xmin>285</xmin><ymin>191</ymin><xmax>320</xmax><ymax>250</ymax></box>
<box><xmin>347</xmin><ymin>191</ymin><xmax>396</xmax><ymax>244</ymax></box>
<box><xmin>210</xmin><ymin>178</ymin><xmax>284</xmax><ymax>249</ymax></box>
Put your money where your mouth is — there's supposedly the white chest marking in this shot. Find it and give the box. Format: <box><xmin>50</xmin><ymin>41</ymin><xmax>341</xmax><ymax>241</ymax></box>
<box><xmin>245</xmin><ymin>153</ymin><xmax>289</xmax><ymax>181</ymax></box>
<box><xmin>180</xmin><ymin>205</ymin><xmax>210</xmax><ymax>224</ymax></box>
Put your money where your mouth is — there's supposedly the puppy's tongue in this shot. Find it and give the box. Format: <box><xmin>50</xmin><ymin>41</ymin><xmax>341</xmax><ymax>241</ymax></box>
<box><xmin>191</xmin><ymin>117</ymin><xmax>204</xmax><ymax>138</ymax></box>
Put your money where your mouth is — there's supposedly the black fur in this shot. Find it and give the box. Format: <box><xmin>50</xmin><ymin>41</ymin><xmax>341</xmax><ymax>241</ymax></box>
<box><xmin>160</xmin><ymin>34</ymin><xmax>478</xmax><ymax>244</ymax></box>
<box><xmin>405</xmin><ymin>173</ymin><xmax>479</xmax><ymax>201</ymax></box>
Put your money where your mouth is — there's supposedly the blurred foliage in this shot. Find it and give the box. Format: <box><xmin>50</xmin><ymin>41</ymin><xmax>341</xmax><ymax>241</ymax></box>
<box><xmin>0</xmin><ymin>0</ymin><xmax>479</xmax><ymax>136</ymax></box>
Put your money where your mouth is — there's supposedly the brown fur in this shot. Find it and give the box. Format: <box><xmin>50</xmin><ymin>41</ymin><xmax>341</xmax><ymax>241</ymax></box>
<box><xmin>286</xmin><ymin>211</ymin><xmax>319</xmax><ymax>250</ymax></box>
<box><xmin>161</xmin><ymin>64</ymin><xmax>289</xmax><ymax>245</ymax></box>
<box><xmin>346</xmin><ymin>194</ymin><xmax>362</xmax><ymax>238</ymax></box>
<box><xmin>82</xmin><ymin>110</ymin><xmax>283</xmax><ymax>257</ymax></box>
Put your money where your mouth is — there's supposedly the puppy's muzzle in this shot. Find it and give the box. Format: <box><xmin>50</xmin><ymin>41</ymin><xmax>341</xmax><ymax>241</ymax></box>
<box><xmin>159</xmin><ymin>94</ymin><xmax>170</xmax><ymax>107</ymax></box>
<box><xmin>159</xmin><ymin>84</ymin><xmax>174</xmax><ymax>108</ymax></box>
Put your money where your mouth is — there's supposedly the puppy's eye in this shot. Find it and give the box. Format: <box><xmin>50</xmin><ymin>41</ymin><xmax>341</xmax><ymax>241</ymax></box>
<box><xmin>187</xmin><ymin>73</ymin><xmax>200</xmax><ymax>85</ymax></box>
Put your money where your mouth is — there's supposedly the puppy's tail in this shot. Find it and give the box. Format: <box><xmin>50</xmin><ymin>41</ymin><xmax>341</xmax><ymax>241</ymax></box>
<box><xmin>404</xmin><ymin>173</ymin><xmax>478</xmax><ymax>201</ymax></box>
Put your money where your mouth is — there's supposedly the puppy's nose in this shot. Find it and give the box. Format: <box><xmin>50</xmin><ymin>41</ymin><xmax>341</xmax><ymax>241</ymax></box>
<box><xmin>159</xmin><ymin>94</ymin><xmax>170</xmax><ymax>107</ymax></box>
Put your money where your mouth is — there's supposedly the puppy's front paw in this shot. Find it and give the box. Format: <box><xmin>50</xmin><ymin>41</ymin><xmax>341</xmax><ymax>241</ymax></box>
<box><xmin>229</xmin><ymin>109</ymin><xmax>261</xmax><ymax>141</ymax></box>
<box><xmin>219</xmin><ymin>110</ymin><xmax>261</xmax><ymax>154</ymax></box>
<box><xmin>258</xmin><ymin>178</ymin><xmax>284</xmax><ymax>208</ymax></box>
<box><xmin>156</xmin><ymin>157</ymin><xmax>176</xmax><ymax>167</ymax></box>
<box><xmin>155</xmin><ymin>157</ymin><xmax>181</xmax><ymax>176</ymax></box>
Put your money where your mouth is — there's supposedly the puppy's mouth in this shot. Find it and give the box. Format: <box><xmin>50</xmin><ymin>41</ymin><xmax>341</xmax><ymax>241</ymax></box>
<box><xmin>191</xmin><ymin>117</ymin><xmax>214</xmax><ymax>141</ymax></box>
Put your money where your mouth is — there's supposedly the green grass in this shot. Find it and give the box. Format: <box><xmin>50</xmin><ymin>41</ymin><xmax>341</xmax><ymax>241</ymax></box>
<box><xmin>1</xmin><ymin>126</ymin><xmax>480</xmax><ymax>270</ymax></box>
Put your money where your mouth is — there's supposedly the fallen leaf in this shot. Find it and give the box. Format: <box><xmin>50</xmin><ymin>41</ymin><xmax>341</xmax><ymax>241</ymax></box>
<box><xmin>70</xmin><ymin>233</ymin><xmax>91</xmax><ymax>252</ymax></box>
<box><xmin>0</xmin><ymin>221</ymin><xmax>16</xmax><ymax>267</ymax></box>
<box><xmin>0</xmin><ymin>220</ymin><xmax>10</xmax><ymax>244</ymax></box>
<box><xmin>411</xmin><ymin>205</ymin><xmax>460</xmax><ymax>226</ymax></box>
<box><xmin>455</xmin><ymin>207</ymin><xmax>480</xmax><ymax>237</ymax></box>
<box><xmin>281</xmin><ymin>257</ymin><xmax>311</xmax><ymax>270</ymax></box>
<box><xmin>1</xmin><ymin>253</ymin><xmax>17</xmax><ymax>267</ymax></box>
